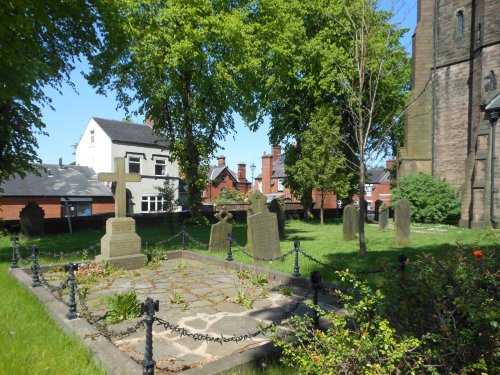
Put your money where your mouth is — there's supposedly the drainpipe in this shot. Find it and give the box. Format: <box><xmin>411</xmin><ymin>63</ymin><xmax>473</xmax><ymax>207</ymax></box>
<box><xmin>431</xmin><ymin>0</ymin><xmax>440</xmax><ymax>176</ymax></box>
<box><xmin>63</xmin><ymin>197</ymin><xmax>73</xmax><ymax>234</ymax></box>
<box><xmin>489</xmin><ymin>111</ymin><xmax>499</xmax><ymax>228</ymax></box>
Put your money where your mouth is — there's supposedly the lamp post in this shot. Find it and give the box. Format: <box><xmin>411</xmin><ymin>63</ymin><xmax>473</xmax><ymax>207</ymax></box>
<box><xmin>250</xmin><ymin>163</ymin><xmax>256</xmax><ymax>188</ymax></box>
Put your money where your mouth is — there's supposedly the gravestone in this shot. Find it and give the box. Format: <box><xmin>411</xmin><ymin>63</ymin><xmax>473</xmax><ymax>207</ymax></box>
<box><xmin>394</xmin><ymin>199</ymin><xmax>411</xmax><ymax>245</ymax></box>
<box><xmin>379</xmin><ymin>202</ymin><xmax>389</xmax><ymax>230</ymax></box>
<box><xmin>355</xmin><ymin>208</ymin><xmax>360</xmax><ymax>233</ymax></box>
<box><xmin>342</xmin><ymin>204</ymin><xmax>357</xmax><ymax>241</ymax></box>
<box><xmin>247</xmin><ymin>190</ymin><xmax>281</xmax><ymax>260</ymax></box>
<box><xmin>19</xmin><ymin>202</ymin><xmax>45</xmax><ymax>237</ymax></box>
<box><xmin>374</xmin><ymin>199</ymin><xmax>383</xmax><ymax>222</ymax></box>
<box><xmin>268</xmin><ymin>197</ymin><xmax>286</xmax><ymax>240</ymax></box>
<box><xmin>209</xmin><ymin>206</ymin><xmax>232</xmax><ymax>252</ymax></box>
<box><xmin>96</xmin><ymin>157</ymin><xmax>145</xmax><ymax>269</ymax></box>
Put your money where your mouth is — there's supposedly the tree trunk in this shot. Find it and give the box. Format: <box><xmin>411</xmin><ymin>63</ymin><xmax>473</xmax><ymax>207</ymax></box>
<box><xmin>301</xmin><ymin>188</ymin><xmax>314</xmax><ymax>219</ymax></box>
<box><xmin>320</xmin><ymin>192</ymin><xmax>325</xmax><ymax>225</ymax></box>
<box><xmin>359</xmin><ymin>162</ymin><xmax>367</xmax><ymax>256</ymax></box>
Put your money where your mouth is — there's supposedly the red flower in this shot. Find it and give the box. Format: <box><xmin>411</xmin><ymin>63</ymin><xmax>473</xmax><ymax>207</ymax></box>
<box><xmin>313</xmin><ymin>355</ymin><xmax>320</xmax><ymax>361</ymax></box>
<box><xmin>473</xmin><ymin>249</ymin><xmax>484</xmax><ymax>260</ymax></box>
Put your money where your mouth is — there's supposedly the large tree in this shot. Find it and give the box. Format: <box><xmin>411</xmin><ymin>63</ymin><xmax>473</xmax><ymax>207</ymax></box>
<box><xmin>286</xmin><ymin>106</ymin><xmax>352</xmax><ymax>224</ymax></box>
<box><xmin>88</xmin><ymin>0</ymin><xmax>258</xmax><ymax>219</ymax></box>
<box><xmin>0</xmin><ymin>1</ymin><xmax>99</xmax><ymax>185</ymax></box>
<box><xmin>317</xmin><ymin>0</ymin><xmax>410</xmax><ymax>255</ymax></box>
<box><xmin>247</xmin><ymin>0</ymin><xmax>339</xmax><ymax>218</ymax></box>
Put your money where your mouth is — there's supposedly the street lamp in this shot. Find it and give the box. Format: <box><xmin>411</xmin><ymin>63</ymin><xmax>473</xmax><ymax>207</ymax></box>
<box><xmin>250</xmin><ymin>163</ymin><xmax>256</xmax><ymax>188</ymax></box>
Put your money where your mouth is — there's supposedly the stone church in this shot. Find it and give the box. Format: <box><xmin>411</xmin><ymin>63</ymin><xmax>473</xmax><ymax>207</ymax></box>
<box><xmin>399</xmin><ymin>0</ymin><xmax>500</xmax><ymax>228</ymax></box>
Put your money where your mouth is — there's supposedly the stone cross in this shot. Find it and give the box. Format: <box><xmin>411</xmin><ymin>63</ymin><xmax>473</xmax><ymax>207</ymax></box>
<box><xmin>98</xmin><ymin>157</ymin><xmax>141</xmax><ymax>218</ymax></box>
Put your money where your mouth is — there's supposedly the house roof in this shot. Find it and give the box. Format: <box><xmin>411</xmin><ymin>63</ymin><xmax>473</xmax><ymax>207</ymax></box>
<box><xmin>272</xmin><ymin>155</ymin><xmax>286</xmax><ymax>178</ymax></box>
<box><xmin>208</xmin><ymin>165</ymin><xmax>238</xmax><ymax>182</ymax></box>
<box><xmin>367</xmin><ymin>168</ymin><xmax>391</xmax><ymax>184</ymax></box>
<box><xmin>0</xmin><ymin>164</ymin><xmax>113</xmax><ymax>197</ymax></box>
<box><xmin>92</xmin><ymin>117</ymin><xmax>169</xmax><ymax>148</ymax></box>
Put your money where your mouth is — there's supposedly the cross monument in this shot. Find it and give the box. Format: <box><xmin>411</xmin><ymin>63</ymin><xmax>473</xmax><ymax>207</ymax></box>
<box><xmin>96</xmin><ymin>157</ymin><xmax>145</xmax><ymax>269</ymax></box>
<box><xmin>98</xmin><ymin>157</ymin><xmax>141</xmax><ymax>217</ymax></box>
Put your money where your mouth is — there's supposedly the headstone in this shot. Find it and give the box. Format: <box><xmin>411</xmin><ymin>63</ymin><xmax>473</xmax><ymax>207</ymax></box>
<box><xmin>379</xmin><ymin>202</ymin><xmax>389</xmax><ymax>230</ymax></box>
<box><xmin>355</xmin><ymin>208</ymin><xmax>360</xmax><ymax>233</ymax></box>
<box><xmin>394</xmin><ymin>199</ymin><xmax>411</xmax><ymax>245</ymax></box>
<box><xmin>374</xmin><ymin>199</ymin><xmax>383</xmax><ymax>221</ymax></box>
<box><xmin>246</xmin><ymin>190</ymin><xmax>281</xmax><ymax>260</ymax></box>
<box><xmin>19</xmin><ymin>202</ymin><xmax>45</xmax><ymax>237</ymax></box>
<box><xmin>268</xmin><ymin>197</ymin><xmax>286</xmax><ymax>240</ymax></box>
<box><xmin>342</xmin><ymin>204</ymin><xmax>357</xmax><ymax>241</ymax></box>
<box><xmin>96</xmin><ymin>157</ymin><xmax>145</xmax><ymax>269</ymax></box>
<box><xmin>209</xmin><ymin>206</ymin><xmax>232</xmax><ymax>252</ymax></box>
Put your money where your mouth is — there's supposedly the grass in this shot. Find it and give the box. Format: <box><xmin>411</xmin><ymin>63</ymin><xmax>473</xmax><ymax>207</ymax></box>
<box><xmin>0</xmin><ymin>218</ymin><xmax>498</xmax><ymax>374</ymax></box>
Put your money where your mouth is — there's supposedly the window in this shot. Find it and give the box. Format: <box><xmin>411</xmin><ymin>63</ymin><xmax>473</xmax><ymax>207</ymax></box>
<box><xmin>90</xmin><ymin>130</ymin><xmax>95</xmax><ymax>144</ymax></box>
<box><xmin>128</xmin><ymin>156</ymin><xmax>141</xmax><ymax>173</ymax></box>
<box><xmin>141</xmin><ymin>195</ymin><xmax>165</xmax><ymax>212</ymax></box>
<box><xmin>155</xmin><ymin>159</ymin><xmax>166</xmax><ymax>176</ymax></box>
<box><xmin>277</xmin><ymin>179</ymin><xmax>284</xmax><ymax>192</ymax></box>
<box><xmin>476</xmin><ymin>23</ymin><xmax>482</xmax><ymax>43</ymax></box>
<box><xmin>365</xmin><ymin>184</ymin><xmax>373</xmax><ymax>197</ymax></box>
<box><xmin>457</xmin><ymin>10</ymin><xmax>464</xmax><ymax>37</ymax></box>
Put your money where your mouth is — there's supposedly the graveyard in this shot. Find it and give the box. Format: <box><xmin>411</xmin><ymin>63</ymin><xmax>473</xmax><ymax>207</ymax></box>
<box><xmin>2</xmin><ymin>213</ymin><xmax>498</xmax><ymax>374</ymax></box>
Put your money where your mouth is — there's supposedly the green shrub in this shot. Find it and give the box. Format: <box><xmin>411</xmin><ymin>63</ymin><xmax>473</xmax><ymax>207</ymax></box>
<box><xmin>213</xmin><ymin>187</ymin><xmax>246</xmax><ymax>203</ymax></box>
<box><xmin>105</xmin><ymin>290</ymin><xmax>141</xmax><ymax>324</ymax></box>
<box><xmin>384</xmin><ymin>243</ymin><xmax>499</xmax><ymax>373</ymax></box>
<box><xmin>271</xmin><ymin>271</ymin><xmax>421</xmax><ymax>374</ymax></box>
<box><xmin>391</xmin><ymin>173</ymin><xmax>460</xmax><ymax>224</ymax></box>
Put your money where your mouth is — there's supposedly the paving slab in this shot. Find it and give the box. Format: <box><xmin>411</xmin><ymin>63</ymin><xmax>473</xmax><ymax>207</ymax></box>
<box><xmin>11</xmin><ymin>251</ymin><xmax>341</xmax><ymax>375</ymax></box>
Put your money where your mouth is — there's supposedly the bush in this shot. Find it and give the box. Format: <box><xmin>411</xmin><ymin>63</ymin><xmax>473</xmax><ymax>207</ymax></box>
<box><xmin>271</xmin><ymin>271</ymin><xmax>421</xmax><ymax>374</ymax></box>
<box><xmin>391</xmin><ymin>173</ymin><xmax>460</xmax><ymax>224</ymax></box>
<box><xmin>212</xmin><ymin>187</ymin><xmax>246</xmax><ymax>204</ymax></box>
<box><xmin>384</xmin><ymin>243</ymin><xmax>499</xmax><ymax>373</ymax></box>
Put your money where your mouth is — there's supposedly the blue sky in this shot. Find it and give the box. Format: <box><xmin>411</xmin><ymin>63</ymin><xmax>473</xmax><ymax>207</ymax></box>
<box><xmin>38</xmin><ymin>0</ymin><xmax>416</xmax><ymax>175</ymax></box>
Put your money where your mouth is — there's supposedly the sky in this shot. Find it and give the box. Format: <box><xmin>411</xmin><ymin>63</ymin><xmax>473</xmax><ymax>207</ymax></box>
<box><xmin>38</xmin><ymin>0</ymin><xmax>416</xmax><ymax>176</ymax></box>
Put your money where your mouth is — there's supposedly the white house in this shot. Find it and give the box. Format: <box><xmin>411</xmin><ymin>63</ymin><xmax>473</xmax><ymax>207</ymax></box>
<box><xmin>76</xmin><ymin>117</ymin><xmax>180</xmax><ymax>214</ymax></box>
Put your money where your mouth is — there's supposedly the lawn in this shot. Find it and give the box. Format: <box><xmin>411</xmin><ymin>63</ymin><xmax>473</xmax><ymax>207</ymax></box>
<box><xmin>0</xmin><ymin>218</ymin><xmax>497</xmax><ymax>374</ymax></box>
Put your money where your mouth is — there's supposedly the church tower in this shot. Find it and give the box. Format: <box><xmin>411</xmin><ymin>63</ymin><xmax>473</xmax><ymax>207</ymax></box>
<box><xmin>400</xmin><ymin>0</ymin><xmax>500</xmax><ymax>228</ymax></box>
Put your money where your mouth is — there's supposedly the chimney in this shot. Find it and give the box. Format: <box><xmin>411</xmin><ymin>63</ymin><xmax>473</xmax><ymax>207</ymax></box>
<box><xmin>386</xmin><ymin>159</ymin><xmax>395</xmax><ymax>170</ymax></box>
<box><xmin>261</xmin><ymin>153</ymin><xmax>273</xmax><ymax>194</ymax></box>
<box><xmin>272</xmin><ymin>145</ymin><xmax>281</xmax><ymax>163</ymax></box>
<box><xmin>144</xmin><ymin>115</ymin><xmax>155</xmax><ymax>128</ymax></box>
<box><xmin>237</xmin><ymin>163</ymin><xmax>246</xmax><ymax>182</ymax></box>
<box><xmin>217</xmin><ymin>156</ymin><xmax>226</xmax><ymax>167</ymax></box>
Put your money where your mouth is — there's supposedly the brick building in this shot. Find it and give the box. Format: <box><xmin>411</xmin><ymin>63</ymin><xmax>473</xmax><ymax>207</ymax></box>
<box><xmin>203</xmin><ymin>156</ymin><xmax>252</xmax><ymax>202</ymax></box>
<box><xmin>399</xmin><ymin>0</ymin><xmax>500</xmax><ymax>228</ymax></box>
<box><xmin>0</xmin><ymin>163</ymin><xmax>114</xmax><ymax>221</ymax></box>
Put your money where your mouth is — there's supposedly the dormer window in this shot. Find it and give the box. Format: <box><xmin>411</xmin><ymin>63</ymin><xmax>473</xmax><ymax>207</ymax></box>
<box><xmin>155</xmin><ymin>158</ymin><xmax>166</xmax><ymax>176</ymax></box>
<box><xmin>457</xmin><ymin>10</ymin><xmax>464</xmax><ymax>37</ymax></box>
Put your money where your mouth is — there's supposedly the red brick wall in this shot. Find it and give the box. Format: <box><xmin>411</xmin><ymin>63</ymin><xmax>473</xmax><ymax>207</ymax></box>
<box><xmin>0</xmin><ymin>196</ymin><xmax>115</xmax><ymax>220</ymax></box>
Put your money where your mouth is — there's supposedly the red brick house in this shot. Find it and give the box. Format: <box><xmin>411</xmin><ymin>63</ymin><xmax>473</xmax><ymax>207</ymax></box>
<box><xmin>255</xmin><ymin>146</ymin><xmax>393</xmax><ymax>210</ymax></box>
<box><xmin>0</xmin><ymin>162</ymin><xmax>114</xmax><ymax>221</ymax></box>
<box><xmin>203</xmin><ymin>156</ymin><xmax>252</xmax><ymax>202</ymax></box>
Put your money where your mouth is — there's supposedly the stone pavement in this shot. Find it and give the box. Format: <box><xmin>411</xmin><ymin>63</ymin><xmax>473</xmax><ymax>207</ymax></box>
<box><xmin>12</xmin><ymin>251</ymin><xmax>341</xmax><ymax>375</ymax></box>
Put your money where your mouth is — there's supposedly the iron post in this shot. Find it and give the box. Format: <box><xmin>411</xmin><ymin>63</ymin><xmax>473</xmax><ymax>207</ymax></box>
<box><xmin>31</xmin><ymin>246</ymin><xmax>41</xmax><ymax>287</ymax></box>
<box><xmin>292</xmin><ymin>240</ymin><xmax>301</xmax><ymax>277</ymax></box>
<box><xmin>65</xmin><ymin>263</ymin><xmax>79</xmax><ymax>320</ymax></box>
<box><xmin>226</xmin><ymin>232</ymin><xmax>233</xmax><ymax>261</ymax></box>
<box><xmin>141</xmin><ymin>297</ymin><xmax>159</xmax><ymax>375</ymax></box>
<box><xmin>10</xmin><ymin>236</ymin><xmax>19</xmax><ymax>269</ymax></box>
<box><xmin>181</xmin><ymin>224</ymin><xmax>186</xmax><ymax>250</ymax></box>
<box><xmin>310</xmin><ymin>271</ymin><xmax>322</xmax><ymax>329</ymax></box>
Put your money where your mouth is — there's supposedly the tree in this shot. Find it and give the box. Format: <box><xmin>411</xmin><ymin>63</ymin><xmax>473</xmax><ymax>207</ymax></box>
<box><xmin>286</xmin><ymin>106</ymin><xmax>351</xmax><ymax>224</ymax></box>
<box><xmin>88</xmin><ymin>0</ymin><xmax>257</xmax><ymax>219</ymax></box>
<box><xmin>156</xmin><ymin>177</ymin><xmax>179</xmax><ymax>234</ymax></box>
<box><xmin>0</xmin><ymin>1</ymin><xmax>99</xmax><ymax>186</ymax></box>
<box><xmin>249</xmin><ymin>0</ymin><xmax>339</xmax><ymax>218</ymax></box>
<box><xmin>391</xmin><ymin>173</ymin><xmax>460</xmax><ymax>224</ymax></box>
<box><xmin>317</xmin><ymin>0</ymin><xmax>410</xmax><ymax>255</ymax></box>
